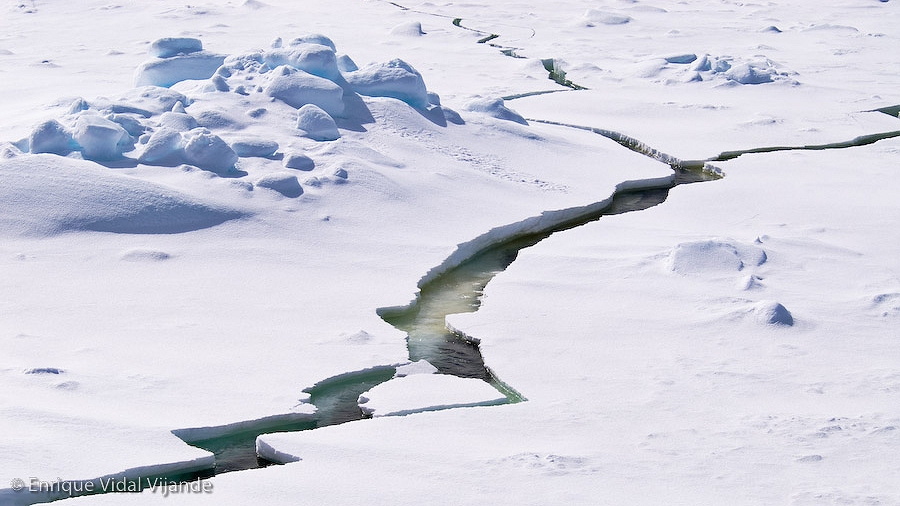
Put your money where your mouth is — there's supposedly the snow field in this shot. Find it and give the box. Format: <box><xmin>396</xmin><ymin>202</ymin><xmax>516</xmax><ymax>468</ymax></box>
<box><xmin>3</xmin><ymin>0</ymin><xmax>899</xmax><ymax>504</ymax></box>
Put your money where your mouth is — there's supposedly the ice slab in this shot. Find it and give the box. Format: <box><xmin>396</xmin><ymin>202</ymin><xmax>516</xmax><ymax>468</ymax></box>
<box><xmin>357</xmin><ymin>374</ymin><xmax>507</xmax><ymax>417</ymax></box>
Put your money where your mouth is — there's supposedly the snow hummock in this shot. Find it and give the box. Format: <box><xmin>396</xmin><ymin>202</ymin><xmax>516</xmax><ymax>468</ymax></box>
<box><xmin>665</xmin><ymin>239</ymin><xmax>767</xmax><ymax>274</ymax></box>
<box><xmin>465</xmin><ymin>97</ymin><xmax>528</xmax><ymax>125</ymax></box>
<box><xmin>264</xmin><ymin>65</ymin><xmax>346</xmax><ymax>116</ymax></box>
<box><xmin>0</xmin><ymin>155</ymin><xmax>245</xmax><ymax>236</ymax></box>
<box><xmin>296</xmin><ymin>104</ymin><xmax>340</xmax><ymax>141</ymax></box>
<box><xmin>134</xmin><ymin>41</ymin><xmax>226</xmax><ymax>88</ymax></box>
<box><xmin>752</xmin><ymin>300</ymin><xmax>794</xmax><ymax>326</ymax></box>
<box><xmin>344</xmin><ymin>59</ymin><xmax>430</xmax><ymax>109</ymax></box>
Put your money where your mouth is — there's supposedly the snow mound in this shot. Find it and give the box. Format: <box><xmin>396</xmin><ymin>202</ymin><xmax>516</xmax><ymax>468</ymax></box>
<box><xmin>231</xmin><ymin>138</ymin><xmax>279</xmax><ymax>158</ymax></box>
<box><xmin>287</xmin><ymin>34</ymin><xmax>336</xmax><ymax>52</ymax></box>
<box><xmin>345</xmin><ymin>59</ymin><xmax>430</xmax><ymax>109</ymax></box>
<box><xmin>283</xmin><ymin>153</ymin><xmax>315</xmax><ymax>170</ymax></box>
<box><xmin>582</xmin><ymin>9</ymin><xmax>632</xmax><ymax>26</ymax></box>
<box><xmin>391</xmin><ymin>21</ymin><xmax>426</xmax><ymax>36</ymax></box>
<box><xmin>137</xmin><ymin>127</ymin><xmax>183</xmax><ymax>165</ymax></box>
<box><xmin>255</xmin><ymin>172</ymin><xmax>303</xmax><ymax>198</ymax></box>
<box><xmin>264</xmin><ymin>65</ymin><xmax>346</xmax><ymax>116</ymax></box>
<box><xmin>357</xmin><ymin>374</ymin><xmax>507</xmax><ymax>417</ymax></box>
<box><xmin>149</xmin><ymin>37</ymin><xmax>203</xmax><ymax>58</ymax></box>
<box><xmin>726</xmin><ymin>62</ymin><xmax>774</xmax><ymax>85</ymax></box>
<box><xmin>0</xmin><ymin>155</ymin><xmax>245</xmax><ymax>236</ymax></box>
<box><xmin>157</xmin><ymin>111</ymin><xmax>198</xmax><ymax>132</ymax></box>
<box><xmin>752</xmin><ymin>300</ymin><xmax>794</xmax><ymax>326</ymax></box>
<box><xmin>134</xmin><ymin>50</ymin><xmax>226</xmax><ymax>88</ymax></box>
<box><xmin>666</xmin><ymin>239</ymin><xmax>767</xmax><ymax>274</ymax></box>
<box><xmin>465</xmin><ymin>97</ymin><xmax>528</xmax><ymax>125</ymax></box>
<box><xmin>265</xmin><ymin>43</ymin><xmax>342</xmax><ymax>81</ymax></box>
<box><xmin>182</xmin><ymin>128</ymin><xmax>238</xmax><ymax>174</ymax></box>
<box><xmin>72</xmin><ymin>114</ymin><xmax>133</xmax><ymax>161</ymax></box>
<box><xmin>28</xmin><ymin>119</ymin><xmax>77</xmax><ymax>155</ymax></box>
<box><xmin>336</xmin><ymin>54</ymin><xmax>358</xmax><ymax>73</ymax></box>
<box><xmin>296</xmin><ymin>104</ymin><xmax>340</xmax><ymax>141</ymax></box>
<box><xmin>120</xmin><ymin>249</ymin><xmax>172</xmax><ymax>262</ymax></box>
<box><xmin>630</xmin><ymin>52</ymin><xmax>793</xmax><ymax>85</ymax></box>
<box><xmin>114</xmin><ymin>87</ymin><xmax>190</xmax><ymax>115</ymax></box>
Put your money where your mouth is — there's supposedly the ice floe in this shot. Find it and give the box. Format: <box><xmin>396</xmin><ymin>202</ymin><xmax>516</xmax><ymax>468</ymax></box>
<box><xmin>358</xmin><ymin>374</ymin><xmax>508</xmax><ymax>417</ymax></box>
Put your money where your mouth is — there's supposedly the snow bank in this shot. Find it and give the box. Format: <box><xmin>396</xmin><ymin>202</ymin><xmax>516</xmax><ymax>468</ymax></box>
<box><xmin>0</xmin><ymin>155</ymin><xmax>245</xmax><ymax>236</ymax></box>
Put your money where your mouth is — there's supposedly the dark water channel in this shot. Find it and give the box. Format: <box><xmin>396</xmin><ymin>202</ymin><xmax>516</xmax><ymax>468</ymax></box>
<box><xmin>36</xmin><ymin>167</ymin><xmax>713</xmax><ymax>506</ymax></box>
<box><xmin>180</xmin><ymin>170</ymin><xmax>710</xmax><ymax>478</ymax></box>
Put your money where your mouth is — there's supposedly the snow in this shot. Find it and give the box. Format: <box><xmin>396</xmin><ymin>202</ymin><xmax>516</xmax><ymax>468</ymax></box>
<box><xmin>295</xmin><ymin>104</ymin><xmax>340</xmax><ymax>141</ymax></box>
<box><xmin>355</xmin><ymin>373</ymin><xmax>508</xmax><ymax>418</ymax></box>
<box><xmin>263</xmin><ymin>65</ymin><xmax>346</xmax><ymax>116</ymax></box>
<box><xmin>134</xmin><ymin>51</ymin><xmax>226</xmax><ymax>88</ymax></box>
<box><xmin>2</xmin><ymin>0</ymin><xmax>900</xmax><ymax>504</ymax></box>
<box><xmin>0</xmin><ymin>155</ymin><xmax>245</xmax><ymax>236</ymax></box>
<box><xmin>344</xmin><ymin>59</ymin><xmax>430</xmax><ymax>109</ymax></box>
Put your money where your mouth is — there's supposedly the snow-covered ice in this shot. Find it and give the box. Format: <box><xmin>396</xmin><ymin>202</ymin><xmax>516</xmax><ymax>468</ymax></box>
<box><xmin>355</xmin><ymin>373</ymin><xmax>508</xmax><ymax>418</ymax></box>
<box><xmin>3</xmin><ymin>0</ymin><xmax>900</xmax><ymax>504</ymax></box>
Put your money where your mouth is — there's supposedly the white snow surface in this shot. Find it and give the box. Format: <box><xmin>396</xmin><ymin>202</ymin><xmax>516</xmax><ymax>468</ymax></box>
<box><xmin>3</xmin><ymin>0</ymin><xmax>900</xmax><ymax>505</ymax></box>
<box><xmin>355</xmin><ymin>373</ymin><xmax>507</xmax><ymax>418</ymax></box>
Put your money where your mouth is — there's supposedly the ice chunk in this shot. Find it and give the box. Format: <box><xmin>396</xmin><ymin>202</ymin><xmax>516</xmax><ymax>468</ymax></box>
<box><xmin>283</xmin><ymin>153</ymin><xmax>315</xmax><ymax>170</ymax></box>
<box><xmin>296</xmin><ymin>104</ymin><xmax>340</xmax><ymax>141</ymax></box>
<box><xmin>255</xmin><ymin>172</ymin><xmax>303</xmax><ymax>198</ymax></box>
<box><xmin>182</xmin><ymin>129</ymin><xmax>238</xmax><ymax>173</ymax></box>
<box><xmin>137</xmin><ymin>128</ymin><xmax>184</xmax><ymax>165</ymax></box>
<box><xmin>134</xmin><ymin>52</ymin><xmax>227</xmax><ymax>88</ymax></box>
<box><xmin>666</xmin><ymin>240</ymin><xmax>766</xmax><ymax>274</ymax></box>
<box><xmin>232</xmin><ymin>138</ymin><xmax>279</xmax><ymax>158</ymax></box>
<box><xmin>464</xmin><ymin>97</ymin><xmax>528</xmax><ymax>125</ymax></box>
<box><xmin>753</xmin><ymin>300</ymin><xmax>794</xmax><ymax>326</ymax></box>
<box><xmin>345</xmin><ymin>59</ymin><xmax>429</xmax><ymax>109</ymax></box>
<box><xmin>72</xmin><ymin>114</ymin><xmax>132</xmax><ymax>161</ymax></box>
<box><xmin>264</xmin><ymin>65</ymin><xmax>346</xmax><ymax>117</ymax></box>
<box><xmin>150</xmin><ymin>37</ymin><xmax>203</xmax><ymax>58</ymax></box>
<box><xmin>29</xmin><ymin>119</ymin><xmax>77</xmax><ymax>155</ymax></box>
<box><xmin>357</xmin><ymin>374</ymin><xmax>507</xmax><ymax>417</ymax></box>
<box><xmin>394</xmin><ymin>360</ymin><xmax>438</xmax><ymax>377</ymax></box>
<box><xmin>664</xmin><ymin>53</ymin><xmax>698</xmax><ymax>64</ymax></box>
